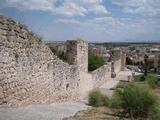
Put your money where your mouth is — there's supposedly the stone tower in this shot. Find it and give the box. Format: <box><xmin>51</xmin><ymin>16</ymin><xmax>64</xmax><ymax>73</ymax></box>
<box><xmin>121</xmin><ymin>51</ymin><xmax>126</xmax><ymax>71</ymax></box>
<box><xmin>66</xmin><ymin>39</ymin><xmax>88</xmax><ymax>72</ymax></box>
<box><xmin>153</xmin><ymin>51</ymin><xmax>160</xmax><ymax>72</ymax></box>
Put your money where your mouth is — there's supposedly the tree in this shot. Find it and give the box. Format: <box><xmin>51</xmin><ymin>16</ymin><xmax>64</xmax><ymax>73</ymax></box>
<box><xmin>50</xmin><ymin>47</ymin><xmax>67</xmax><ymax>62</ymax></box>
<box><xmin>126</xmin><ymin>57</ymin><xmax>133</xmax><ymax>65</ymax></box>
<box><xmin>88</xmin><ymin>52</ymin><xmax>105</xmax><ymax>71</ymax></box>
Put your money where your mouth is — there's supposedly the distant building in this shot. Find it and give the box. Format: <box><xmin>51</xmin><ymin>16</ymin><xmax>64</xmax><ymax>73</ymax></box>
<box><xmin>92</xmin><ymin>47</ymin><xmax>101</xmax><ymax>56</ymax></box>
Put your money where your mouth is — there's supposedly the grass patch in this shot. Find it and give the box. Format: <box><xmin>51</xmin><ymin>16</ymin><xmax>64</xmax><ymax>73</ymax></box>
<box><xmin>88</xmin><ymin>90</ymin><xmax>109</xmax><ymax>107</ymax></box>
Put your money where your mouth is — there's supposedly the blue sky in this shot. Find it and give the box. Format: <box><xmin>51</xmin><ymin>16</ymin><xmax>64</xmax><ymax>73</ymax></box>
<box><xmin>0</xmin><ymin>0</ymin><xmax>160</xmax><ymax>42</ymax></box>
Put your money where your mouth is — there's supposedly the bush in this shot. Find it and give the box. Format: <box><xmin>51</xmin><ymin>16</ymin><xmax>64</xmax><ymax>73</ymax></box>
<box><xmin>88</xmin><ymin>90</ymin><xmax>109</xmax><ymax>107</ymax></box>
<box><xmin>88</xmin><ymin>53</ymin><xmax>105</xmax><ymax>71</ymax></box>
<box><xmin>149</xmin><ymin>103</ymin><xmax>160</xmax><ymax>120</ymax></box>
<box><xmin>109</xmin><ymin>83</ymin><xmax>158</xmax><ymax>119</ymax></box>
<box><xmin>134</xmin><ymin>74</ymin><xmax>159</xmax><ymax>88</ymax></box>
<box><xmin>146</xmin><ymin>74</ymin><xmax>159</xmax><ymax>88</ymax></box>
<box><xmin>109</xmin><ymin>88</ymin><xmax>123</xmax><ymax>109</ymax></box>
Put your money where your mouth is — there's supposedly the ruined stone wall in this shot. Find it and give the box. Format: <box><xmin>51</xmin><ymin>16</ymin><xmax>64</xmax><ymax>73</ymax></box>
<box><xmin>91</xmin><ymin>64</ymin><xmax>111</xmax><ymax>88</ymax></box>
<box><xmin>0</xmin><ymin>14</ymin><xmax>124</xmax><ymax>107</ymax></box>
<box><xmin>0</xmin><ymin>14</ymin><xmax>81</xmax><ymax>106</ymax></box>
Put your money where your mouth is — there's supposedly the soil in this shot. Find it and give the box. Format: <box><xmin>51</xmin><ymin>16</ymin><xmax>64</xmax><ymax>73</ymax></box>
<box><xmin>64</xmin><ymin>107</ymin><xmax>129</xmax><ymax>120</ymax></box>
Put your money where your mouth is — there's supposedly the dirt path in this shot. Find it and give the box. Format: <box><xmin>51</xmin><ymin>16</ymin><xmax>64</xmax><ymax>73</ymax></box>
<box><xmin>0</xmin><ymin>101</ymin><xmax>89</xmax><ymax>120</ymax></box>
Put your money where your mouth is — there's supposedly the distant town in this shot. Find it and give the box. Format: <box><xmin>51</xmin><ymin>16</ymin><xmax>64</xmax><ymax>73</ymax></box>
<box><xmin>47</xmin><ymin>41</ymin><xmax>160</xmax><ymax>73</ymax></box>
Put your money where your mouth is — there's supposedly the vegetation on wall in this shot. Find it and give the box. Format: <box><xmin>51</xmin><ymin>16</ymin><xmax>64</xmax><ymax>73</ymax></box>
<box><xmin>88</xmin><ymin>52</ymin><xmax>105</xmax><ymax>71</ymax></box>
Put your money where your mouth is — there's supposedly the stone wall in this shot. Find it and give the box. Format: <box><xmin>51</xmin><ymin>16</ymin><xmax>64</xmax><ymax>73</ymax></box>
<box><xmin>0</xmin><ymin>14</ymin><xmax>81</xmax><ymax>106</ymax></box>
<box><xmin>91</xmin><ymin>64</ymin><xmax>111</xmax><ymax>88</ymax></box>
<box><xmin>0</xmin><ymin>14</ymin><xmax>125</xmax><ymax>107</ymax></box>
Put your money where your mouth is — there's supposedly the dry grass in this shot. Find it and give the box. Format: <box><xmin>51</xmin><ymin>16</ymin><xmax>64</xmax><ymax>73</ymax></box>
<box><xmin>64</xmin><ymin>107</ymin><xmax>129</xmax><ymax>120</ymax></box>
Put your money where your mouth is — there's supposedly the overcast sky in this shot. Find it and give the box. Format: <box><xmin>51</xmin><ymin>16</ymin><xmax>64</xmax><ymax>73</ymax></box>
<box><xmin>0</xmin><ymin>0</ymin><xmax>160</xmax><ymax>42</ymax></box>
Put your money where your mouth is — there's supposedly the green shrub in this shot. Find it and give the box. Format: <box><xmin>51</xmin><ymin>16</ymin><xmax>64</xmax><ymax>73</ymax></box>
<box><xmin>134</xmin><ymin>74</ymin><xmax>159</xmax><ymax>88</ymax></box>
<box><xmin>134</xmin><ymin>74</ymin><xmax>145</xmax><ymax>81</ymax></box>
<box><xmin>146</xmin><ymin>74</ymin><xmax>159</xmax><ymax>88</ymax></box>
<box><xmin>109</xmin><ymin>83</ymin><xmax>158</xmax><ymax>119</ymax></box>
<box><xmin>109</xmin><ymin>88</ymin><xmax>123</xmax><ymax>109</ymax></box>
<box><xmin>88</xmin><ymin>52</ymin><xmax>105</xmax><ymax>71</ymax></box>
<box><xmin>88</xmin><ymin>90</ymin><xmax>109</xmax><ymax>107</ymax></box>
<box><xmin>149</xmin><ymin>103</ymin><xmax>160</xmax><ymax>120</ymax></box>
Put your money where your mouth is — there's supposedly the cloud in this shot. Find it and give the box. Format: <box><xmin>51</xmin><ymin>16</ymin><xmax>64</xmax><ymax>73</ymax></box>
<box><xmin>57</xmin><ymin>16</ymin><xmax>160</xmax><ymax>41</ymax></box>
<box><xmin>2</xmin><ymin>0</ymin><xmax>109</xmax><ymax>16</ymax></box>
<box><xmin>3</xmin><ymin>0</ymin><xmax>54</xmax><ymax>11</ymax></box>
<box><xmin>2</xmin><ymin>0</ymin><xmax>160</xmax><ymax>42</ymax></box>
<box><xmin>88</xmin><ymin>5</ymin><xmax>108</xmax><ymax>14</ymax></box>
<box><xmin>53</xmin><ymin>2</ymin><xmax>87</xmax><ymax>16</ymax></box>
<box><xmin>111</xmin><ymin>0</ymin><xmax>160</xmax><ymax>17</ymax></box>
<box><xmin>58</xmin><ymin>19</ymin><xmax>84</xmax><ymax>25</ymax></box>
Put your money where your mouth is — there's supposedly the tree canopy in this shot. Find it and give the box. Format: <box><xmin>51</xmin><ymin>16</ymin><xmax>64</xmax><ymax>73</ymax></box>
<box><xmin>88</xmin><ymin>52</ymin><xmax>105</xmax><ymax>71</ymax></box>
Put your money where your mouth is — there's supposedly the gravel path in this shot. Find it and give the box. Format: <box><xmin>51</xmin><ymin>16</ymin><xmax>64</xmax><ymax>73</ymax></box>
<box><xmin>99</xmin><ymin>79</ymin><xmax>119</xmax><ymax>97</ymax></box>
<box><xmin>100</xmin><ymin>79</ymin><xmax>119</xmax><ymax>89</ymax></box>
<box><xmin>0</xmin><ymin>101</ymin><xmax>89</xmax><ymax>120</ymax></box>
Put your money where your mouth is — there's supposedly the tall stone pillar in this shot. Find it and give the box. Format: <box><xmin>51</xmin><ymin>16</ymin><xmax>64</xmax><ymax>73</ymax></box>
<box><xmin>112</xmin><ymin>48</ymin><xmax>122</xmax><ymax>73</ymax></box>
<box><xmin>66</xmin><ymin>39</ymin><xmax>88</xmax><ymax>72</ymax></box>
<box><xmin>121</xmin><ymin>51</ymin><xmax>126</xmax><ymax>71</ymax></box>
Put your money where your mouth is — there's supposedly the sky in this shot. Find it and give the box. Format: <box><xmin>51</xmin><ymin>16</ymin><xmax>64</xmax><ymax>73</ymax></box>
<box><xmin>0</xmin><ymin>0</ymin><xmax>160</xmax><ymax>42</ymax></box>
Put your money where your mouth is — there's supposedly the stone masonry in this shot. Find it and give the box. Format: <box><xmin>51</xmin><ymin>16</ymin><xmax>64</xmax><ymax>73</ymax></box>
<box><xmin>66</xmin><ymin>40</ymin><xmax>88</xmax><ymax>72</ymax></box>
<box><xmin>0</xmin><ymin>14</ymin><xmax>80</xmax><ymax>106</ymax></box>
<box><xmin>0</xmin><ymin>14</ymin><xmax>126</xmax><ymax>107</ymax></box>
<box><xmin>153</xmin><ymin>51</ymin><xmax>160</xmax><ymax>72</ymax></box>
